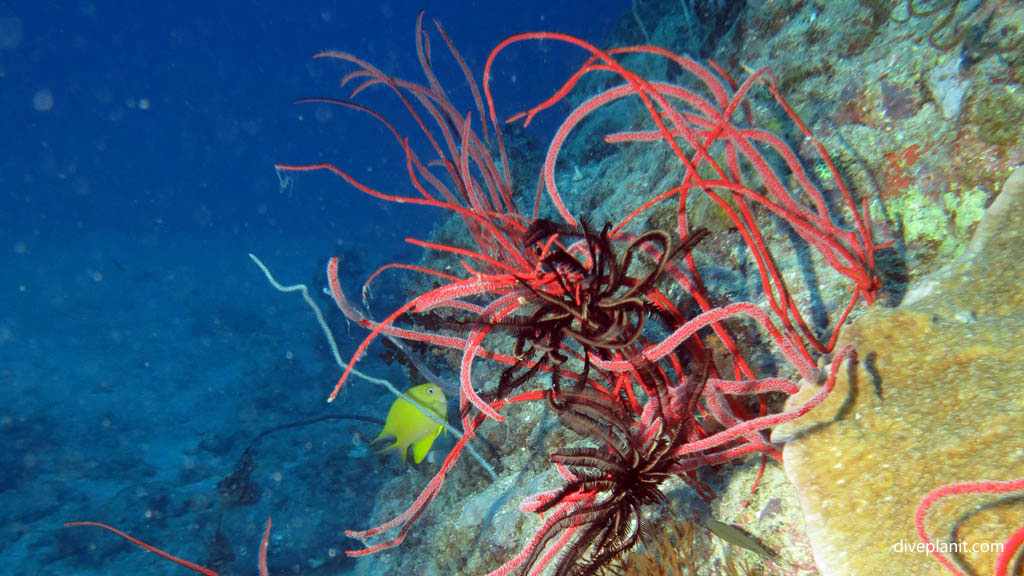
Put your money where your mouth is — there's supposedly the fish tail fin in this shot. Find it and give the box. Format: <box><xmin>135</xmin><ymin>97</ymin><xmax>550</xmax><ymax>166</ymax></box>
<box><xmin>372</xmin><ymin>435</ymin><xmax>397</xmax><ymax>453</ymax></box>
<box><xmin>373</xmin><ymin>437</ymin><xmax>411</xmax><ymax>465</ymax></box>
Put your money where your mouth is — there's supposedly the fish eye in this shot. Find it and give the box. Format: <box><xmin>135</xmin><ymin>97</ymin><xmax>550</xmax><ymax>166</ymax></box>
<box><xmin>427</xmin><ymin>387</ymin><xmax>435</xmax><ymax>394</ymax></box>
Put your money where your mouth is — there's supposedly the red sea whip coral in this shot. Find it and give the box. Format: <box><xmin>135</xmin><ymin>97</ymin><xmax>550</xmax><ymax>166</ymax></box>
<box><xmin>278</xmin><ymin>13</ymin><xmax>884</xmax><ymax>573</ymax></box>
<box><xmin>916</xmin><ymin>477</ymin><xmax>1024</xmax><ymax>576</ymax></box>
<box><xmin>63</xmin><ymin>13</ymin><xmax>888</xmax><ymax>576</ymax></box>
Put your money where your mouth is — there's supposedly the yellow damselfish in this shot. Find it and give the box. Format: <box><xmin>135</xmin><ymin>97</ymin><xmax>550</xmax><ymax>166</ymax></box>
<box><xmin>372</xmin><ymin>383</ymin><xmax>447</xmax><ymax>464</ymax></box>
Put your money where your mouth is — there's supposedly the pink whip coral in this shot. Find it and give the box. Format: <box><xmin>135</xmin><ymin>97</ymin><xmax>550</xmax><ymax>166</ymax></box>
<box><xmin>63</xmin><ymin>518</ymin><xmax>272</xmax><ymax>576</ymax></box>
<box><xmin>274</xmin><ymin>12</ymin><xmax>885</xmax><ymax>574</ymax></box>
<box><xmin>916</xmin><ymin>477</ymin><xmax>1024</xmax><ymax>576</ymax></box>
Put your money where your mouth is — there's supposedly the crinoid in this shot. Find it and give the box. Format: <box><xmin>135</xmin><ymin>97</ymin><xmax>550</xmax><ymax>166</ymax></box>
<box><xmin>496</xmin><ymin>358</ymin><xmax>712</xmax><ymax>576</ymax></box>
<box><xmin>476</xmin><ymin>218</ymin><xmax>709</xmax><ymax>407</ymax></box>
<box><xmin>496</xmin><ymin>341</ymin><xmax>857</xmax><ymax>576</ymax></box>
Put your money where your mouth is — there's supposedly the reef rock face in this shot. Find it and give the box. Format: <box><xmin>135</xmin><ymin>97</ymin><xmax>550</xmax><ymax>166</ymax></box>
<box><xmin>773</xmin><ymin>167</ymin><xmax>1024</xmax><ymax>576</ymax></box>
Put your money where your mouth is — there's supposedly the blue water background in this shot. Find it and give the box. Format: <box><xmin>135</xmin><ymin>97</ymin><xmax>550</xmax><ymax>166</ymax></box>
<box><xmin>0</xmin><ymin>1</ymin><xmax>627</xmax><ymax>574</ymax></box>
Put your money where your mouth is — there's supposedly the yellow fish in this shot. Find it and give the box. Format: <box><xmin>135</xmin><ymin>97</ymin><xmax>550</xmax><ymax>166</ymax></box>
<box><xmin>372</xmin><ymin>383</ymin><xmax>447</xmax><ymax>464</ymax></box>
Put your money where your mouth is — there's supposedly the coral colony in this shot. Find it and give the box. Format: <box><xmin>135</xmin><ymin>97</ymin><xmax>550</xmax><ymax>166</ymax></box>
<box><xmin>67</xmin><ymin>13</ymin><xmax>1023</xmax><ymax>576</ymax></box>
<box><xmin>280</xmin><ymin>15</ymin><xmax>876</xmax><ymax>573</ymax></box>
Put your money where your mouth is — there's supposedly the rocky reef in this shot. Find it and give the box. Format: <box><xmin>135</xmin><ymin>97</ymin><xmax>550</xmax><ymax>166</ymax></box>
<box><xmin>774</xmin><ymin>167</ymin><xmax>1024</xmax><ymax>575</ymax></box>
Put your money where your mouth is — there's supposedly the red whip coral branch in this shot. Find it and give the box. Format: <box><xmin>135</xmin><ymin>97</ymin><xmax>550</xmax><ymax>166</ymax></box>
<box><xmin>64</xmin><ymin>518</ymin><xmax>272</xmax><ymax>576</ymax></box>
<box><xmin>916</xmin><ymin>477</ymin><xmax>1024</xmax><ymax>576</ymax></box>
<box><xmin>671</xmin><ymin>345</ymin><xmax>853</xmax><ymax>460</ymax></box>
<box><xmin>483</xmin><ymin>33</ymin><xmax>885</xmax><ymax>359</ymax></box>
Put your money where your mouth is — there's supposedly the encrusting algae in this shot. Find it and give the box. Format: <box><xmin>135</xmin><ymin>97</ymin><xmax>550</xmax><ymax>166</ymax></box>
<box><xmin>772</xmin><ymin>166</ymin><xmax>1024</xmax><ymax>576</ymax></box>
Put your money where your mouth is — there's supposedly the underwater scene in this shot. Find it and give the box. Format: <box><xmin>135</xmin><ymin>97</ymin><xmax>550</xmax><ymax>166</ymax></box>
<box><xmin>2</xmin><ymin>1</ymin><xmax>1023</xmax><ymax>575</ymax></box>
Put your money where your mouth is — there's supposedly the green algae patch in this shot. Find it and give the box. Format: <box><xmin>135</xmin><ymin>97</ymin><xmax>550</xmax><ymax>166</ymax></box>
<box><xmin>871</xmin><ymin>181</ymin><xmax>987</xmax><ymax>265</ymax></box>
<box><xmin>970</xmin><ymin>85</ymin><xmax>1024</xmax><ymax>146</ymax></box>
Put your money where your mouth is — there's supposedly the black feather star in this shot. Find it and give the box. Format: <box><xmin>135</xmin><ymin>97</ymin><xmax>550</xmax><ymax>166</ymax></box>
<box><xmin>513</xmin><ymin>360</ymin><xmax>713</xmax><ymax>576</ymax></box>
<box><xmin>476</xmin><ymin>219</ymin><xmax>709</xmax><ymax>408</ymax></box>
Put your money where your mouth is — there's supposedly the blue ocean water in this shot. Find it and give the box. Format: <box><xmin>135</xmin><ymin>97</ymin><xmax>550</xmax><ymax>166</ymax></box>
<box><xmin>0</xmin><ymin>2</ymin><xmax>627</xmax><ymax>575</ymax></box>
